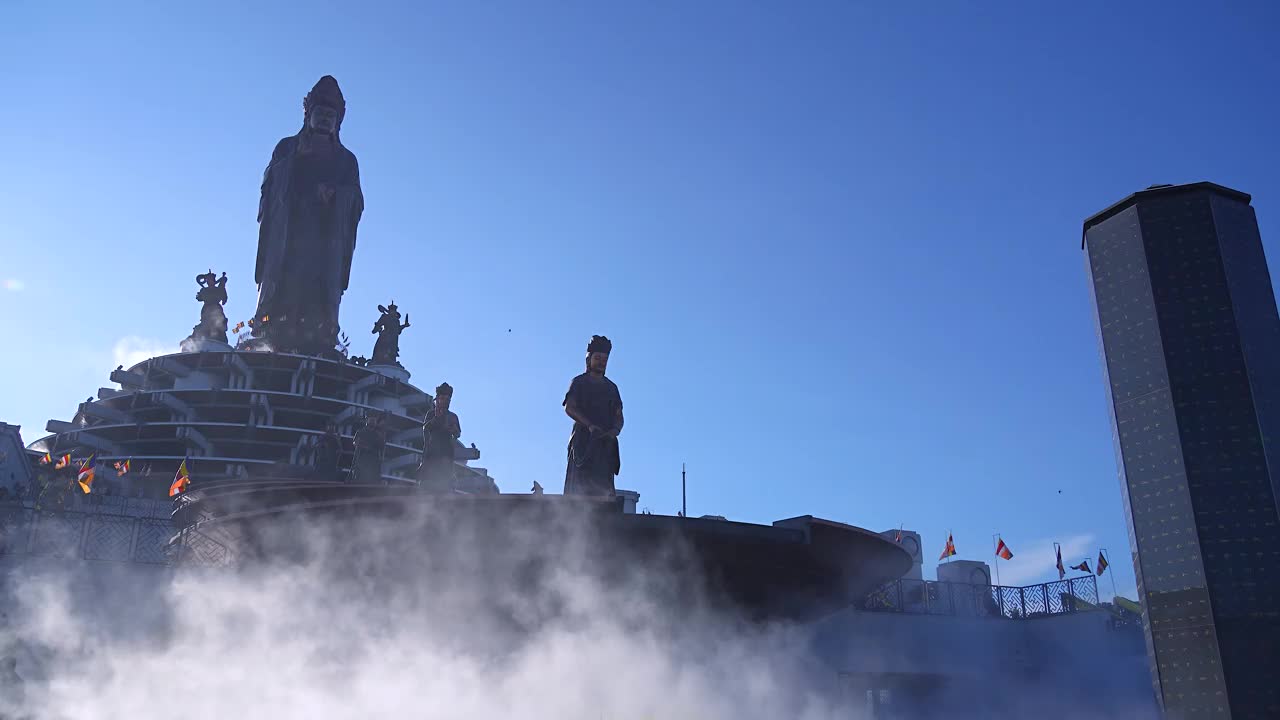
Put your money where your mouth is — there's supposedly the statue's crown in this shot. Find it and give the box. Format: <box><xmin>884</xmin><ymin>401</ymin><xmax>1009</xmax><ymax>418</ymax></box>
<box><xmin>304</xmin><ymin>75</ymin><xmax>346</xmax><ymax>125</ymax></box>
<box><xmin>587</xmin><ymin>335</ymin><xmax>612</xmax><ymax>355</ymax></box>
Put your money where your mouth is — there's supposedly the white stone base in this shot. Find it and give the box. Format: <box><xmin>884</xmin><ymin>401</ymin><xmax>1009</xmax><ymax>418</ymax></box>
<box><xmin>368</xmin><ymin>363</ymin><xmax>411</xmax><ymax>381</ymax></box>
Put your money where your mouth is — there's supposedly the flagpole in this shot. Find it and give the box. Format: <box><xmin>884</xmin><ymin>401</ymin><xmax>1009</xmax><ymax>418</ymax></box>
<box><xmin>681</xmin><ymin>463</ymin><xmax>687</xmax><ymax>519</ymax></box>
<box><xmin>1103</xmin><ymin>547</ymin><xmax>1118</xmax><ymax>601</ymax></box>
<box><xmin>992</xmin><ymin>533</ymin><xmax>1002</xmax><ymax>587</ymax></box>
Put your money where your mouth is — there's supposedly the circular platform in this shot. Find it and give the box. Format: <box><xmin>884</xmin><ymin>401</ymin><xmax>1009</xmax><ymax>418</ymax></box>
<box><xmin>171</xmin><ymin>482</ymin><xmax>912</xmax><ymax>622</ymax></box>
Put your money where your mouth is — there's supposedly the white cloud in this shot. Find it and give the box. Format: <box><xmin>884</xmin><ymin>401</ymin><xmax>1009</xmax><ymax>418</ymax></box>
<box><xmin>113</xmin><ymin>336</ymin><xmax>177</xmax><ymax>370</ymax></box>
<box><xmin>3</xmin><ymin>278</ymin><xmax>23</xmax><ymax>291</ymax></box>
<box><xmin>993</xmin><ymin>532</ymin><xmax>1096</xmax><ymax>587</ymax></box>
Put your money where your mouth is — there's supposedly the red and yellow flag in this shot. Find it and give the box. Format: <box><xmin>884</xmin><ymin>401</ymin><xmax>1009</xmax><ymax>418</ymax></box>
<box><xmin>77</xmin><ymin>454</ymin><xmax>97</xmax><ymax>494</ymax></box>
<box><xmin>40</xmin><ymin>452</ymin><xmax>52</xmax><ymax>465</ymax></box>
<box><xmin>54</xmin><ymin>454</ymin><xmax>71</xmax><ymax>469</ymax></box>
<box><xmin>114</xmin><ymin>459</ymin><xmax>131</xmax><ymax>476</ymax></box>
<box><xmin>995</xmin><ymin>538</ymin><xmax>1014</xmax><ymax>560</ymax></box>
<box><xmin>1097</xmin><ymin>551</ymin><xmax>1109</xmax><ymax>576</ymax></box>
<box><xmin>939</xmin><ymin>533</ymin><xmax>957</xmax><ymax>561</ymax></box>
<box><xmin>169</xmin><ymin>457</ymin><xmax>190</xmax><ymax>497</ymax></box>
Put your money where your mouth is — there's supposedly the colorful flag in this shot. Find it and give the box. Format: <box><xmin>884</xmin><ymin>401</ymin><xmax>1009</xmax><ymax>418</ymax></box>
<box><xmin>54</xmin><ymin>454</ymin><xmax>71</xmax><ymax>469</ymax></box>
<box><xmin>169</xmin><ymin>457</ymin><xmax>190</xmax><ymax>497</ymax></box>
<box><xmin>114</xmin><ymin>459</ymin><xmax>131</xmax><ymax>476</ymax></box>
<box><xmin>40</xmin><ymin>452</ymin><xmax>52</xmax><ymax>465</ymax></box>
<box><xmin>1070</xmin><ymin>560</ymin><xmax>1092</xmax><ymax>574</ymax></box>
<box><xmin>894</xmin><ymin>525</ymin><xmax>904</xmax><ymax>544</ymax></box>
<box><xmin>939</xmin><ymin>533</ymin><xmax>957</xmax><ymax>561</ymax></box>
<box><xmin>995</xmin><ymin>538</ymin><xmax>1014</xmax><ymax>560</ymax></box>
<box><xmin>77</xmin><ymin>453</ymin><xmax>97</xmax><ymax>494</ymax></box>
<box><xmin>1055</xmin><ymin>544</ymin><xmax>1065</xmax><ymax>580</ymax></box>
<box><xmin>1096</xmin><ymin>551</ymin><xmax>1109</xmax><ymax>576</ymax></box>
<box><xmin>232</xmin><ymin>321</ymin><xmax>246</xmax><ymax>334</ymax></box>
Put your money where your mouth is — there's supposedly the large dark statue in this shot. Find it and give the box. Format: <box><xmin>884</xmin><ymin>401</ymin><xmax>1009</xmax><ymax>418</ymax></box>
<box><xmin>563</xmin><ymin>335</ymin><xmax>624</xmax><ymax>497</ymax></box>
<box><xmin>252</xmin><ymin>75</ymin><xmax>364</xmax><ymax>355</ymax></box>
<box><xmin>371</xmin><ymin>302</ymin><xmax>410</xmax><ymax>366</ymax></box>
<box><xmin>181</xmin><ymin>270</ymin><xmax>229</xmax><ymax>349</ymax></box>
<box><xmin>418</xmin><ymin>382</ymin><xmax>461</xmax><ymax>492</ymax></box>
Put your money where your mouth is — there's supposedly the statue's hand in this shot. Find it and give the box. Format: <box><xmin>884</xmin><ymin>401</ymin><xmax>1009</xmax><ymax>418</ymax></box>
<box><xmin>318</xmin><ymin>183</ymin><xmax>336</xmax><ymax>204</ymax></box>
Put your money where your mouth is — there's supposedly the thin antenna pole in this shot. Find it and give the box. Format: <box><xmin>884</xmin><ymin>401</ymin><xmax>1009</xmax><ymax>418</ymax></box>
<box><xmin>681</xmin><ymin>462</ymin><xmax>687</xmax><ymax>519</ymax></box>
<box><xmin>992</xmin><ymin>533</ymin><xmax>1003</xmax><ymax>587</ymax></box>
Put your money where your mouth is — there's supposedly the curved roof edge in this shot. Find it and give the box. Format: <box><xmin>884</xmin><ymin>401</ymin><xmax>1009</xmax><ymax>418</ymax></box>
<box><xmin>1080</xmin><ymin>181</ymin><xmax>1252</xmax><ymax>249</ymax></box>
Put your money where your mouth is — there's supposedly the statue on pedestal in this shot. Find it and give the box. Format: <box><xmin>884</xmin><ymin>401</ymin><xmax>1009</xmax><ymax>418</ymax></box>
<box><xmin>371</xmin><ymin>302</ymin><xmax>410</xmax><ymax>366</ymax></box>
<box><xmin>350</xmin><ymin>413</ymin><xmax>386</xmax><ymax>484</ymax></box>
<box><xmin>315</xmin><ymin>421</ymin><xmax>343</xmax><ymax>482</ymax></box>
<box><xmin>181</xmin><ymin>270</ymin><xmax>229</xmax><ymax>350</ymax></box>
<box><xmin>417</xmin><ymin>383</ymin><xmax>461</xmax><ymax>492</ymax></box>
<box><xmin>251</xmin><ymin>75</ymin><xmax>364</xmax><ymax>355</ymax></box>
<box><xmin>563</xmin><ymin>335</ymin><xmax>624</xmax><ymax>498</ymax></box>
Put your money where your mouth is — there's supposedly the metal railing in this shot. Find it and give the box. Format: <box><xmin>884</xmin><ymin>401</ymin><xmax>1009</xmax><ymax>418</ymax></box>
<box><xmin>0</xmin><ymin>499</ymin><xmax>174</xmax><ymax>565</ymax></box>
<box><xmin>862</xmin><ymin>575</ymin><xmax>1100</xmax><ymax>619</ymax></box>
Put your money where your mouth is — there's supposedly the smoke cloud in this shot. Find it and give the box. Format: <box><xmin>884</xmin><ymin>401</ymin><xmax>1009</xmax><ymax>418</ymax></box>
<box><xmin>112</xmin><ymin>337</ymin><xmax>178</xmax><ymax>370</ymax></box>
<box><xmin>0</xmin><ymin>502</ymin><xmax>845</xmax><ymax>720</ymax></box>
<box><xmin>0</xmin><ymin>500</ymin><xmax>1160</xmax><ymax>719</ymax></box>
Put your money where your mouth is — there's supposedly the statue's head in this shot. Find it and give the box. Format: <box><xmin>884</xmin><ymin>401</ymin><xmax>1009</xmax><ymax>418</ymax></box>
<box><xmin>303</xmin><ymin>75</ymin><xmax>346</xmax><ymax>137</ymax></box>
<box><xmin>585</xmin><ymin>335</ymin><xmax>612</xmax><ymax>374</ymax></box>
<box><xmin>435</xmin><ymin>382</ymin><xmax>453</xmax><ymax>410</ymax></box>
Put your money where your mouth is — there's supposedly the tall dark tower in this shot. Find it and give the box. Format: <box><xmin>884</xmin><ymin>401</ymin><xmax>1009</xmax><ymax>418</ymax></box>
<box><xmin>1083</xmin><ymin>182</ymin><xmax>1280</xmax><ymax>719</ymax></box>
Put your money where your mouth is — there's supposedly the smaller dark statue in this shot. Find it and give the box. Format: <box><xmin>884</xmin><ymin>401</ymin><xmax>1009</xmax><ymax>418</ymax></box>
<box><xmin>371</xmin><ymin>302</ymin><xmax>410</xmax><ymax>366</ymax></box>
<box><xmin>349</xmin><ymin>412</ymin><xmax>387</xmax><ymax>484</ymax></box>
<box><xmin>563</xmin><ymin>335</ymin><xmax>624</xmax><ymax>498</ymax></box>
<box><xmin>183</xmin><ymin>270</ymin><xmax>230</xmax><ymax>348</ymax></box>
<box><xmin>417</xmin><ymin>382</ymin><xmax>461</xmax><ymax>492</ymax></box>
<box><xmin>314</xmin><ymin>421</ymin><xmax>343</xmax><ymax>482</ymax></box>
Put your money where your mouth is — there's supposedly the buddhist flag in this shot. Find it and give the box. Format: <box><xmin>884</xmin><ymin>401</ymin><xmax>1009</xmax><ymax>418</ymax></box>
<box><xmin>169</xmin><ymin>457</ymin><xmax>190</xmax><ymax>497</ymax></box>
<box><xmin>894</xmin><ymin>525</ymin><xmax>904</xmax><ymax>544</ymax></box>
<box><xmin>1096</xmin><ymin>551</ymin><xmax>1109</xmax><ymax>577</ymax></box>
<box><xmin>995</xmin><ymin>538</ymin><xmax>1014</xmax><ymax>560</ymax></box>
<box><xmin>40</xmin><ymin>452</ymin><xmax>52</xmax><ymax>465</ymax></box>
<box><xmin>77</xmin><ymin>453</ymin><xmax>97</xmax><ymax>494</ymax></box>
<box><xmin>939</xmin><ymin>533</ymin><xmax>957</xmax><ymax>561</ymax></box>
<box><xmin>1055</xmin><ymin>543</ymin><xmax>1066</xmax><ymax>580</ymax></box>
<box><xmin>1071</xmin><ymin>560</ymin><xmax>1092</xmax><ymax>574</ymax></box>
<box><xmin>54</xmin><ymin>454</ymin><xmax>71</xmax><ymax>469</ymax></box>
<box><xmin>232</xmin><ymin>321</ymin><xmax>246</xmax><ymax>334</ymax></box>
<box><xmin>114</xmin><ymin>459</ymin><xmax>131</xmax><ymax>476</ymax></box>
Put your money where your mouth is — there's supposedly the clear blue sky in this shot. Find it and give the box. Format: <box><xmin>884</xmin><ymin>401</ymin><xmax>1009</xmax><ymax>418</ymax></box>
<box><xmin>3</xmin><ymin>1</ymin><xmax>1278</xmax><ymax>593</ymax></box>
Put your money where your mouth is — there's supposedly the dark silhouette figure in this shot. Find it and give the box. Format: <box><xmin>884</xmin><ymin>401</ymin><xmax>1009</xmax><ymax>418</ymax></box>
<box><xmin>563</xmin><ymin>335</ymin><xmax>624</xmax><ymax>497</ymax></box>
<box><xmin>371</xmin><ymin>302</ymin><xmax>410</xmax><ymax>366</ymax></box>
<box><xmin>417</xmin><ymin>383</ymin><xmax>460</xmax><ymax>492</ymax></box>
<box><xmin>350</xmin><ymin>413</ymin><xmax>386</xmax><ymax>484</ymax></box>
<box><xmin>315</xmin><ymin>421</ymin><xmax>343</xmax><ymax>482</ymax></box>
<box><xmin>182</xmin><ymin>270</ymin><xmax>229</xmax><ymax>347</ymax></box>
<box><xmin>252</xmin><ymin>76</ymin><xmax>364</xmax><ymax>355</ymax></box>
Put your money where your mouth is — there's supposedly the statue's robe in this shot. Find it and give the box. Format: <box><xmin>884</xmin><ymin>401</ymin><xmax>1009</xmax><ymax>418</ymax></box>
<box><xmin>563</xmin><ymin>373</ymin><xmax>623</xmax><ymax>497</ymax></box>
<box><xmin>315</xmin><ymin>430</ymin><xmax>343</xmax><ymax>482</ymax></box>
<box><xmin>350</xmin><ymin>426</ymin><xmax>385</xmax><ymax>484</ymax></box>
<box><xmin>417</xmin><ymin>408</ymin><xmax>461</xmax><ymax>491</ymax></box>
<box><xmin>255</xmin><ymin>132</ymin><xmax>363</xmax><ymax>349</ymax></box>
